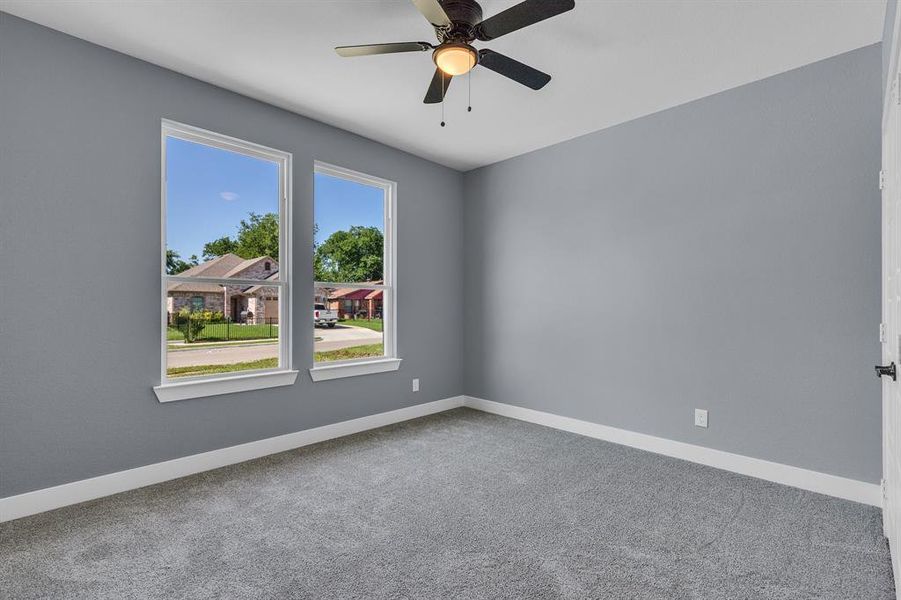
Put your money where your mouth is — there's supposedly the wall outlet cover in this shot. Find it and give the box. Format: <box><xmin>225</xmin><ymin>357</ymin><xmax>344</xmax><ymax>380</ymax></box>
<box><xmin>694</xmin><ymin>409</ymin><xmax>708</xmax><ymax>428</ymax></box>
<box><xmin>412</xmin><ymin>378</ymin><xmax>420</xmax><ymax>392</ymax></box>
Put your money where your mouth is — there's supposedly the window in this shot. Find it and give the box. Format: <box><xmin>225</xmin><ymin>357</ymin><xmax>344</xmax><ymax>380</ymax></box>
<box><xmin>311</xmin><ymin>162</ymin><xmax>399</xmax><ymax>381</ymax></box>
<box><xmin>155</xmin><ymin>120</ymin><xmax>296</xmax><ymax>402</ymax></box>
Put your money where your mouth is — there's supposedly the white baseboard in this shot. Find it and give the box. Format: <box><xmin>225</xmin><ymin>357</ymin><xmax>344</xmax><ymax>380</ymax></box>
<box><xmin>1</xmin><ymin>394</ymin><xmax>880</xmax><ymax>521</ymax></box>
<box><xmin>463</xmin><ymin>396</ymin><xmax>882</xmax><ymax>507</ymax></box>
<box><xmin>0</xmin><ymin>396</ymin><xmax>465</xmax><ymax>523</ymax></box>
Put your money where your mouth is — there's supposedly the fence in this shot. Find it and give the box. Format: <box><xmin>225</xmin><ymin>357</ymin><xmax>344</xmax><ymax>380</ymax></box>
<box><xmin>168</xmin><ymin>317</ymin><xmax>279</xmax><ymax>343</ymax></box>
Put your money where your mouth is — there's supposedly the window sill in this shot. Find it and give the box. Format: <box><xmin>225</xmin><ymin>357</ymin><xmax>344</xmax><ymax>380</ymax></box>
<box><xmin>154</xmin><ymin>369</ymin><xmax>299</xmax><ymax>403</ymax></box>
<box><xmin>309</xmin><ymin>358</ymin><xmax>402</xmax><ymax>382</ymax></box>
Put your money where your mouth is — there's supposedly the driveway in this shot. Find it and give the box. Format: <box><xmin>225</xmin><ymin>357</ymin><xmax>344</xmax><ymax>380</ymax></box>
<box><xmin>314</xmin><ymin>323</ymin><xmax>382</xmax><ymax>352</ymax></box>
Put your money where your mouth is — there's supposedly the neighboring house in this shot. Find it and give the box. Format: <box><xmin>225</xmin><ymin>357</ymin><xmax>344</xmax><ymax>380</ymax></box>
<box><xmin>167</xmin><ymin>253</ymin><xmax>279</xmax><ymax>324</ymax></box>
<box><xmin>321</xmin><ymin>281</ymin><xmax>383</xmax><ymax>319</ymax></box>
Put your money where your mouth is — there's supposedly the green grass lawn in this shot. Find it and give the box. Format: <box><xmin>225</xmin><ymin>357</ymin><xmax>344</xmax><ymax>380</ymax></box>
<box><xmin>315</xmin><ymin>343</ymin><xmax>384</xmax><ymax>362</ymax></box>
<box><xmin>167</xmin><ymin>322</ymin><xmax>279</xmax><ymax>343</ymax></box>
<box><xmin>167</xmin><ymin>357</ymin><xmax>278</xmax><ymax>378</ymax></box>
<box><xmin>339</xmin><ymin>319</ymin><xmax>383</xmax><ymax>333</ymax></box>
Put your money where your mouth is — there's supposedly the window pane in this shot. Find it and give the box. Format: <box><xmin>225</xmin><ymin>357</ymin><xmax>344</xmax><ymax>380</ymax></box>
<box><xmin>314</xmin><ymin>285</ymin><xmax>384</xmax><ymax>363</ymax></box>
<box><xmin>167</xmin><ymin>287</ymin><xmax>280</xmax><ymax>378</ymax></box>
<box><xmin>166</xmin><ymin>136</ymin><xmax>281</xmax><ymax>280</ymax></box>
<box><xmin>314</xmin><ymin>172</ymin><xmax>385</xmax><ymax>284</ymax></box>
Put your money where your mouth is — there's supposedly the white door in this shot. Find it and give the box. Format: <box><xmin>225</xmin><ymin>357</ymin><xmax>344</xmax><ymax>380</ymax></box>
<box><xmin>883</xmin><ymin>10</ymin><xmax>901</xmax><ymax>590</ymax></box>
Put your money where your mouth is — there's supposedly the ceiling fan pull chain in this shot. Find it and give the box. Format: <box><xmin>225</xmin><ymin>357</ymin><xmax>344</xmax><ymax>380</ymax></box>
<box><xmin>440</xmin><ymin>71</ymin><xmax>446</xmax><ymax>127</ymax></box>
<box><xmin>468</xmin><ymin>69</ymin><xmax>472</xmax><ymax>113</ymax></box>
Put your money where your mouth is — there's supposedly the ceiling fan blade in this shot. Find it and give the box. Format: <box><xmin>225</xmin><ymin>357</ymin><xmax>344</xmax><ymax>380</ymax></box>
<box><xmin>476</xmin><ymin>0</ymin><xmax>574</xmax><ymax>41</ymax></box>
<box><xmin>411</xmin><ymin>0</ymin><xmax>452</xmax><ymax>27</ymax></box>
<box><xmin>424</xmin><ymin>68</ymin><xmax>453</xmax><ymax>104</ymax></box>
<box><xmin>335</xmin><ymin>42</ymin><xmax>432</xmax><ymax>57</ymax></box>
<box><xmin>478</xmin><ymin>49</ymin><xmax>550</xmax><ymax>90</ymax></box>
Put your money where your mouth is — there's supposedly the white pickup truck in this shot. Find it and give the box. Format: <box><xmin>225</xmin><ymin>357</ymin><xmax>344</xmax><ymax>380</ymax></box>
<box><xmin>314</xmin><ymin>304</ymin><xmax>338</xmax><ymax>328</ymax></box>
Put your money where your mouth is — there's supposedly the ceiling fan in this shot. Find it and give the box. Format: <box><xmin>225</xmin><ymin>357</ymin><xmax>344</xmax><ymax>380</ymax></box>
<box><xmin>335</xmin><ymin>0</ymin><xmax>575</xmax><ymax>104</ymax></box>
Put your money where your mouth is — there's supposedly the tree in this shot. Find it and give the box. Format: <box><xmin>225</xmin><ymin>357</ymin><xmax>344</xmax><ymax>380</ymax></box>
<box><xmin>202</xmin><ymin>237</ymin><xmax>238</xmax><ymax>261</ymax></box>
<box><xmin>234</xmin><ymin>212</ymin><xmax>279</xmax><ymax>260</ymax></box>
<box><xmin>166</xmin><ymin>249</ymin><xmax>198</xmax><ymax>274</ymax></box>
<box><xmin>313</xmin><ymin>223</ymin><xmax>324</xmax><ymax>281</ymax></box>
<box><xmin>314</xmin><ymin>226</ymin><xmax>383</xmax><ymax>282</ymax></box>
<box><xmin>201</xmin><ymin>212</ymin><xmax>279</xmax><ymax>261</ymax></box>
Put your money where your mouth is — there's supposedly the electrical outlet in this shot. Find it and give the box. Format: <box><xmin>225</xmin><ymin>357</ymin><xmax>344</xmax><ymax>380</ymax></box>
<box><xmin>412</xmin><ymin>378</ymin><xmax>420</xmax><ymax>392</ymax></box>
<box><xmin>694</xmin><ymin>409</ymin><xmax>708</xmax><ymax>428</ymax></box>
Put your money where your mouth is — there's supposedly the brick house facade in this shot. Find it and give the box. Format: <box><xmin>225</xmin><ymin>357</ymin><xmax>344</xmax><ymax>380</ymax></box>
<box><xmin>320</xmin><ymin>282</ymin><xmax>383</xmax><ymax>320</ymax></box>
<box><xmin>167</xmin><ymin>254</ymin><xmax>279</xmax><ymax>324</ymax></box>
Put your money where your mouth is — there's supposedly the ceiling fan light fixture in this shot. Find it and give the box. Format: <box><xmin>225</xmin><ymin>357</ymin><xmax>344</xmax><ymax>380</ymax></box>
<box><xmin>433</xmin><ymin>43</ymin><xmax>477</xmax><ymax>76</ymax></box>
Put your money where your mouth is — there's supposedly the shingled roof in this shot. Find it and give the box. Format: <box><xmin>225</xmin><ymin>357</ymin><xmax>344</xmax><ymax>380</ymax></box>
<box><xmin>167</xmin><ymin>254</ymin><xmax>276</xmax><ymax>293</ymax></box>
<box><xmin>324</xmin><ymin>281</ymin><xmax>384</xmax><ymax>301</ymax></box>
<box><xmin>242</xmin><ymin>270</ymin><xmax>280</xmax><ymax>294</ymax></box>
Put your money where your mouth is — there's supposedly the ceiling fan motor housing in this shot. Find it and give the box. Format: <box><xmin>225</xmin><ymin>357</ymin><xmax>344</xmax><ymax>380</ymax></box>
<box><xmin>436</xmin><ymin>0</ymin><xmax>483</xmax><ymax>42</ymax></box>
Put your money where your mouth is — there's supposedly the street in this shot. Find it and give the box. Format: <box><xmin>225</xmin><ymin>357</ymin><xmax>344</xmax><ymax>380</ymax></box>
<box><xmin>167</xmin><ymin>324</ymin><xmax>383</xmax><ymax>367</ymax></box>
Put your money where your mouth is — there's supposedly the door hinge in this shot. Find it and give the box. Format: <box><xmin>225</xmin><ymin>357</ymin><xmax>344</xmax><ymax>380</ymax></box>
<box><xmin>879</xmin><ymin>170</ymin><xmax>886</xmax><ymax>191</ymax></box>
<box><xmin>881</xmin><ymin>322</ymin><xmax>887</xmax><ymax>343</ymax></box>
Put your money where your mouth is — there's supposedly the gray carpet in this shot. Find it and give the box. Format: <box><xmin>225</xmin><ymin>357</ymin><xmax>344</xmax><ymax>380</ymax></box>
<box><xmin>0</xmin><ymin>408</ymin><xmax>894</xmax><ymax>599</ymax></box>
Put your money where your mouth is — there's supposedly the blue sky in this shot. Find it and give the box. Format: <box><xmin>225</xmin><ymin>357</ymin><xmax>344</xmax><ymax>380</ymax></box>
<box><xmin>314</xmin><ymin>172</ymin><xmax>384</xmax><ymax>246</ymax></box>
<box><xmin>166</xmin><ymin>137</ymin><xmax>278</xmax><ymax>260</ymax></box>
<box><xmin>166</xmin><ymin>136</ymin><xmax>383</xmax><ymax>260</ymax></box>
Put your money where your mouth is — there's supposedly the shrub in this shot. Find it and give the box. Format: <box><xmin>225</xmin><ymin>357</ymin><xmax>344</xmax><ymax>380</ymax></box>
<box><xmin>174</xmin><ymin>308</ymin><xmax>222</xmax><ymax>342</ymax></box>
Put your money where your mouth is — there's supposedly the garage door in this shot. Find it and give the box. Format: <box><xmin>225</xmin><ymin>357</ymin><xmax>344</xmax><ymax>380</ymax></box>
<box><xmin>264</xmin><ymin>298</ymin><xmax>279</xmax><ymax>323</ymax></box>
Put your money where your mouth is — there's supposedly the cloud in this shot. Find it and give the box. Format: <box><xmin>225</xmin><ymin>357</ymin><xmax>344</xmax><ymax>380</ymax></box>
<box><xmin>219</xmin><ymin>191</ymin><xmax>239</xmax><ymax>201</ymax></box>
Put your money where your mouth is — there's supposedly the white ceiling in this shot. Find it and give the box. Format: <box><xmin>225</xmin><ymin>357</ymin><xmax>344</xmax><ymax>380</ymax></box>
<box><xmin>1</xmin><ymin>0</ymin><xmax>887</xmax><ymax>171</ymax></box>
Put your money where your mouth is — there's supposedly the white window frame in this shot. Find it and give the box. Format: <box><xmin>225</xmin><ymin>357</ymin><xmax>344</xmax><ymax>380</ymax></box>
<box><xmin>310</xmin><ymin>161</ymin><xmax>400</xmax><ymax>382</ymax></box>
<box><xmin>154</xmin><ymin>120</ymin><xmax>297</xmax><ymax>402</ymax></box>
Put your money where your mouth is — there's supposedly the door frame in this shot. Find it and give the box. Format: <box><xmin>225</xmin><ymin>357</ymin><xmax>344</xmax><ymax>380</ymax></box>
<box><xmin>883</xmin><ymin>3</ymin><xmax>901</xmax><ymax>592</ymax></box>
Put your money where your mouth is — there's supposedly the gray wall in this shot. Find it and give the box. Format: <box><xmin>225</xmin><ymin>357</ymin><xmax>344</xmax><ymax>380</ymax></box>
<box><xmin>0</xmin><ymin>11</ymin><xmax>885</xmax><ymax>497</ymax></box>
<box><xmin>463</xmin><ymin>45</ymin><xmax>883</xmax><ymax>483</ymax></box>
<box><xmin>0</xmin><ymin>14</ymin><xmax>464</xmax><ymax>497</ymax></box>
